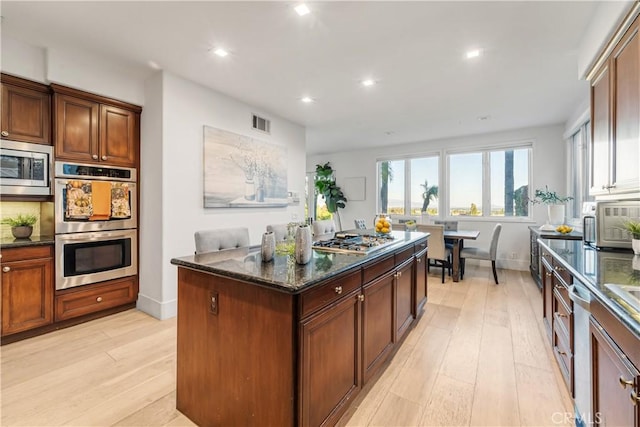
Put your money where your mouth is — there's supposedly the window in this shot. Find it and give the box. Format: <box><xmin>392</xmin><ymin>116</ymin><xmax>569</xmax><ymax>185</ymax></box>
<box><xmin>448</xmin><ymin>146</ymin><xmax>531</xmax><ymax>217</ymax></box>
<box><xmin>567</xmin><ymin>121</ymin><xmax>592</xmax><ymax>219</ymax></box>
<box><xmin>378</xmin><ymin>155</ymin><xmax>439</xmax><ymax>216</ymax></box>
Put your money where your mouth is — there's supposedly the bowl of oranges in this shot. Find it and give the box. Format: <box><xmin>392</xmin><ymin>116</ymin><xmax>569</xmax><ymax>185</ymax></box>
<box><xmin>555</xmin><ymin>224</ymin><xmax>573</xmax><ymax>234</ymax></box>
<box><xmin>375</xmin><ymin>214</ymin><xmax>392</xmax><ymax>235</ymax></box>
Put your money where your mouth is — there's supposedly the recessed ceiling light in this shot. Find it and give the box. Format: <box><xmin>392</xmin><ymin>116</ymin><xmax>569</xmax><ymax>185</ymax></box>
<box><xmin>362</xmin><ymin>79</ymin><xmax>376</xmax><ymax>87</ymax></box>
<box><xmin>213</xmin><ymin>48</ymin><xmax>229</xmax><ymax>58</ymax></box>
<box><xmin>466</xmin><ymin>49</ymin><xmax>481</xmax><ymax>59</ymax></box>
<box><xmin>301</xmin><ymin>96</ymin><xmax>314</xmax><ymax>103</ymax></box>
<box><xmin>295</xmin><ymin>4</ymin><xmax>310</xmax><ymax>16</ymax></box>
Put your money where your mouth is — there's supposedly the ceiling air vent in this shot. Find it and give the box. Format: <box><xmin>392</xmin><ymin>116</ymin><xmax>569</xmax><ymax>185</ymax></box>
<box><xmin>252</xmin><ymin>114</ymin><xmax>271</xmax><ymax>134</ymax></box>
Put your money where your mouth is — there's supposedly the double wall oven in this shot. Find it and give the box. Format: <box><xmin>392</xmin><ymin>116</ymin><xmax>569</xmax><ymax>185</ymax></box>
<box><xmin>54</xmin><ymin>162</ymin><xmax>137</xmax><ymax>290</ymax></box>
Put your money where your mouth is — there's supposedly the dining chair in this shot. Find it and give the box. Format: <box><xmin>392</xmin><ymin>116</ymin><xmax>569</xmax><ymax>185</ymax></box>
<box><xmin>354</xmin><ymin>218</ymin><xmax>367</xmax><ymax>230</ymax></box>
<box><xmin>460</xmin><ymin>223</ymin><xmax>502</xmax><ymax>284</ymax></box>
<box><xmin>266</xmin><ymin>224</ymin><xmax>289</xmax><ymax>242</ymax></box>
<box><xmin>417</xmin><ymin>224</ymin><xmax>452</xmax><ymax>283</ymax></box>
<box><xmin>313</xmin><ymin>219</ymin><xmax>337</xmax><ymax>241</ymax></box>
<box><xmin>194</xmin><ymin>227</ymin><xmax>250</xmax><ymax>254</ymax></box>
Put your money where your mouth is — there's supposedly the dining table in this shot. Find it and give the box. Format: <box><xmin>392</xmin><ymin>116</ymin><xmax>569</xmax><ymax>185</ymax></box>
<box><xmin>443</xmin><ymin>229</ymin><xmax>481</xmax><ymax>282</ymax></box>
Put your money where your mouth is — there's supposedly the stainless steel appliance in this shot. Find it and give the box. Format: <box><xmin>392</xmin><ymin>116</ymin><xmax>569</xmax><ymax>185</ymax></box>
<box><xmin>583</xmin><ymin>200</ymin><xmax>640</xmax><ymax>250</ymax></box>
<box><xmin>54</xmin><ymin>161</ymin><xmax>137</xmax><ymax>233</ymax></box>
<box><xmin>54</xmin><ymin>161</ymin><xmax>138</xmax><ymax>290</ymax></box>
<box><xmin>55</xmin><ymin>229</ymin><xmax>137</xmax><ymax>290</ymax></box>
<box><xmin>312</xmin><ymin>233</ymin><xmax>395</xmax><ymax>255</ymax></box>
<box><xmin>569</xmin><ymin>280</ymin><xmax>592</xmax><ymax>427</ymax></box>
<box><xmin>0</xmin><ymin>140</ymin><xmax>52</xmax><ymax>195</ymax></box>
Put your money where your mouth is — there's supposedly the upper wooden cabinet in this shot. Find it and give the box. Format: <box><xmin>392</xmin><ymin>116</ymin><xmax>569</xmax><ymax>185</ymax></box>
<box><xmin>52</xmin><ymin>84</ymin><xmax>141</xmax><ymax>168</ymax></box>
<box><xmin>0</xmin><ymin>74</ymin><xmax>51</xmax><ymax>145</ymax></box>
<box><xmin>589</xmin><ymin>13</ymin><xmax>640</xmax><ymax>197</ymax></box>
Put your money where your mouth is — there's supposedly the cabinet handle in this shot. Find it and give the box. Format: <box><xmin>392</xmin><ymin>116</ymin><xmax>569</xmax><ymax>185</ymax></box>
<box><xmin>619</xmin><ymin>376</ymin><xmax>634</xmax><ymax>389</ymax></box>
<box><xmin>96</xmin><ymin>296</ymin><xmax>103</xmax><ymax>302</ymax></box>
<box><xmin>2</xmin><ymin>266</ymin><xmax>9</xmax><ymax>273</ymax></box>
<box><xmin>334</xmin><ymin>286</ymin><xmax>343</xmax><ymax>295</ymax></box>
<box><xmin>554</xmin><ymin>266</ymin><xmax>565</xmax><ymax>272</ymax></box>
<box><xmin>101</xmin><ymin>155</ymin><xmax>108</xmax><ymax>161</ymax></box>
<box><xmin>397</xmin><ymin>271</ymin><xmax>402</xmax><ymax>278</ymax></box>
<box><xmin>1</xmin><ymin>131</ymin><xmax>8</xmax><ymax>137</ymax></box>
<box><xmin>631</xmin><ymin>390</ymin><xmax>640</xmax><ymax>406</ymax></box>
<box><xmin>92</xmin><ymin>154</ymin><xmax>99</xmax><ymax>160</ymax></box>
<box><xmin>557</xmin><ymin>313</ymin><xmax>567</xmax><ymax>318</ymax></box>
<box><xmin>417</xmin><ymin>258</ymin><xmax>421</xmax><ymax>263</ymax></box>
<box><xmin>557</xmin><ymin>349</ymin><xmax>567</xmax><ymax>356</ymax></box>
<box><xmin>358</xmin><ymin>294</ymin><xmax>365</xmax><ymax>302</ymax></box>
<box><xmin>545</xmin><ymin>272</ymin><xmax>552</xmax><ymax>277</ymax></box>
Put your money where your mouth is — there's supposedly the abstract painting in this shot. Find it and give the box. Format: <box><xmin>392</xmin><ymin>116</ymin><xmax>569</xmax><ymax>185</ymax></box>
<box><xmin>203</xmin><ymin>126</ymin><xmax>288</xmax><ymax>208</ymax></box>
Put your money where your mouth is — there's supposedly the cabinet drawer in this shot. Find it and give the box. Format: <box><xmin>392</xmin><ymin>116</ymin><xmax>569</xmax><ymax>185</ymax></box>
<box><xmin>552</xmin><ymin>259</ymin><xmax>572</xmax><ymax>287</ymax></box>
<box><xmin>540</xmin><ymin>248</ymin><xmax>553</xmax><ymax>268</ymax></box>
<box><xmin>1</xmin><ymin>245</ymin><xmax>53</xmax><ymax>262</ymax></box>
<box><xmin>414</xmin><ymin>238</ymin><xmax>427</xmax><ymax>252</ymax></box>
<box><xmin>363</xmin><ymin>253</ymin><xmax>395</xmax><ymax>283</ymax></box>
<box><xmin>395</xmin><ymin>246</ymin><xmax>415</xmax><ymax>265</ymax></box>
<box><xmin>55</xmin><ymin>276</ymin><xmax>137</xmax><ymax>321</ymax></box>
<box><xmin>553</xmin><ymin>326</ymin><xmax>573</xmax><ymax>392</ymax></box>
<box><xmin>553</xmin><ymin>290</ymin><xmax>572</xmax><ymax>345</ymax></box>
<box><xmin>299</xmin><ymin>270</ymin><xmax>361</xmax><ymax>319</ymax></box>
<box><xmin>553</xmin><ymin>275</ymin><xmax>572</xmax><ymax>310</ymax></box>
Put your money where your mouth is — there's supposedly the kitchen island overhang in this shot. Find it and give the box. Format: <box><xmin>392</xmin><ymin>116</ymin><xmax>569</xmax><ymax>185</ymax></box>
<box><xmin>170</xmin><ymin>230</ymin><xmax>429</xmax><ymax>427</ymax></box>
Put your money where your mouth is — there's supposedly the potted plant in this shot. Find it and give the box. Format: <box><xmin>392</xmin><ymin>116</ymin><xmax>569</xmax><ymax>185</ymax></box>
<box><xmin>1</xmin><ymin>214</ymin><xmax>37</xmax><ymax>239</ymax></box>
<box><xmin>314</xmin><ymin>162</ymin><xmax>347</xmax><ymax>231</ymax></box>
<box><xmin>529</xmin><ymin>186</ymin><xmax>573</xmax><ymax>230</ymax></box>
<box><xmin>620</xmin><ymin>218</ymin><xmax>640</xmax><ymax>255</ymax></box>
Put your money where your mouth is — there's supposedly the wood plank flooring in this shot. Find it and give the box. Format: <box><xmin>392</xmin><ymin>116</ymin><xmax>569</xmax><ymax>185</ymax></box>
<box><xmin>1</xmin><ymin>265</ymin><xmax>573</xmax><ymax>426</ymax></box>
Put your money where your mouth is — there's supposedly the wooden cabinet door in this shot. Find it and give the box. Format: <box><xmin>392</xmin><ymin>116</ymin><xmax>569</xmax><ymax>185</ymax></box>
<box><xmin>415</xmin><ymin>249</ymin><xmax>428</xmax><ymax>315</ymax></box>
<box><xmin>590</xmin><ymin>317</ymin><xmax>640</xmax><ymax>427</ymax></box>
<box><xmin>54</xmin><ymin>94</ymin><xmax>99</xmax><ymax>163</ymax></box>
<box><xmin>1</xmin><ymin>256</ymin><xmax>53</xmax><ymax>335</ymax></box>
<box><xmin>590</xmin><ymin>62</ymin><xmax>612</xmax><ymax>196</ymax></box>
<box><xmin>611</xmin><ymin>18</ymin><xmax>640</xmax><ymax>194</ymax></box>
<box><xmin>99</xmin><ymin>104</ymin><xmax>137</xmax><ymax>167</ymax></box>
<box><xmin>299</xmin><ymin>291</ymin><xmax>361</xmax><ymax>427</ymax></box>
<box><xmin>542</xmin><ymin>260</ymin><xmax>553</xmax><ymax>340</ymax></box>
<box><xmin>362</xmin><ymin>270</ymin><xmax>395</xmax><ymax>382</ymax></box>
<box><xmin>395</xmin><ymin>259</ymin><xmax>414</xmax><ymax>342</ymax></box>
<box><xmin>1</xmin><ymin>80</ymin><xmax>51</xmax><ymax>145</ymax></box>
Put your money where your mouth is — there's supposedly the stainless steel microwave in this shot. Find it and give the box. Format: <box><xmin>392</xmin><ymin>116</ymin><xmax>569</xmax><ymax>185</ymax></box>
<box><xmin>583</xmin><ymin>200</ymin><xmax>640</xmax><ymax>250</ymax></box>
<box><xmin>0</xmin><ymin>140</ymin><xmax>53</xmax><ymax>195</ymax></box>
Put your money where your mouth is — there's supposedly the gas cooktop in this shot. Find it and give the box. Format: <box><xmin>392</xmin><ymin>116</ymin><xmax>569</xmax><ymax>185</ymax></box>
<box><xmin>312</xmin><ymin>233</ymin><xmax>395</xmax><ymax>255</ymax></box>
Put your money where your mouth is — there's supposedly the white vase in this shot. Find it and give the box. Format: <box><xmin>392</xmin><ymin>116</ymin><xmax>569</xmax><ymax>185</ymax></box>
<box><xmin>261</xmin><ymin>231</ymin><xmax>275</xmax><ymax>262</ymax></box>
<box><xmin>295</xmin><ymin>225</ymin><xmax>312</xmax><ymax>264</ymax></box>
<box><xmin>632</xmin><ymin>238</ymin><xmax>640</xmax><ymax>256</ymax></box>
<box><xmin>547</xmin><ymin>204</ymin><xmax>565</xmax><ymax>225</ymax></box>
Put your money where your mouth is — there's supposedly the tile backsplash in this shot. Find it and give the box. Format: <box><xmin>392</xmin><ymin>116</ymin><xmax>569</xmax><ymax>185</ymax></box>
<box><xmin>0</xmin><ymin>202</ymin><xmax>42</xmax><ymax>239</ymax></box>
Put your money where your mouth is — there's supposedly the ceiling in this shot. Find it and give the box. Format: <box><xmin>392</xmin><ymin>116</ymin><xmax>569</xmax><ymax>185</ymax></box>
<box><xmin>1</xmin><ymin>1</ymin><xmax>598</xmax><ymax>155</ymax></box>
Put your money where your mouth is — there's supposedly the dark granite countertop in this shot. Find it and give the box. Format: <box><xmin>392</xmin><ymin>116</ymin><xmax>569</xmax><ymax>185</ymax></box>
<box><xmin>171</xmin><ymin>230</ymin><xmax>428</xmax><ymax>294</ymax></box>
<box><xmin>538</xmin><ymin>238</ymin><xmax>639</xmax><ymax>337</ymax></box>
<box><xmin>529</xmin><ymin>225</ymin><xmax>582</xmax><ymax>240</ymax></box>
<box><xmin>0</xmin><ymin>235</ymin><xmax>55</xmax><ymax>249</ymax></box>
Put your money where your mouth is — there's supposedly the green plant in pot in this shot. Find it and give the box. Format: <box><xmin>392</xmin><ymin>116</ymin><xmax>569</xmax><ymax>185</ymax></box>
<box><xmin>620</xmin><ymin>218</ymin><xmax>640</xmax><ymax>255</ymax></box>
<box><xmin>2</xmin><ymin>214</ymin><xmax>37</xmax><ymax>239</ymax></box>
<box><xmin>314</xmin><ymin>162</ymin><xmax>347</xmax><ymax>231</ymax></box>
<box><xmin>529</xmin><ymin>186</ymin><xmax>573</xmax><ymax>230</ymax></box>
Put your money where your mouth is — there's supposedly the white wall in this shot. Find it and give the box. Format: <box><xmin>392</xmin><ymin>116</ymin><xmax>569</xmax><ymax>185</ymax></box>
<box><xmin>307</xmin><ymin>124</ymin><xmax>567</xmax><ymax>271</ymax></box>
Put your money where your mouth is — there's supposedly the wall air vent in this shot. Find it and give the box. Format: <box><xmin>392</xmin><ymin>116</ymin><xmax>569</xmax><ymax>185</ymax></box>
<box><xmin>252</xmin><ymin>114</ymin><xmax>271</xmax><ymax>134</ymax></box>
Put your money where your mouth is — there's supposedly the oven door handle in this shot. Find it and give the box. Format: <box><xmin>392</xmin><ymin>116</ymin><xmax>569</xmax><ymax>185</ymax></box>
<box><xmin>57</xmin><ymin>230</ymin><xmax>134</xmax><ymax>241</ymax></box>
<box><xmin>569</xmin><ymin>285</ymin><xmax>591</xmax><ymax>311</ymax></box>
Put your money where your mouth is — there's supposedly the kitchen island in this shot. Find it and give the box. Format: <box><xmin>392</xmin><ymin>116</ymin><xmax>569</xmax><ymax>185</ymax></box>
<box><xmin>170</xmin><ymin>230</ymin><xmax>428</xmax><ymax>427</ymax></box>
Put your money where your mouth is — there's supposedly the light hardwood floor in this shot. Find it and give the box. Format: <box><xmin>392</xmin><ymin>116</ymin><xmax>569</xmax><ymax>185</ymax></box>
<box><xmin>1</xmin><ymin>265</ymin><xmax>573</xmax><ymax>426</ymax></box>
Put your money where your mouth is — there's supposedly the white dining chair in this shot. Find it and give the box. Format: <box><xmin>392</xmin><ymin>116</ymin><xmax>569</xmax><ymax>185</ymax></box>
<box><xmin>266</xmin><ymin>224</ymin><xmax>289</xmax><ymax>242</ymax></box>
<box><xmin>417</xmin><ymin>224</ymin><xmax>452</xmax><ymax>283</ymax></box>
<box><xmin>313</xmin><ymin>219</ymin><xmax>337</xmax><ymax>241</ymax></box>
<box><xmin>194</xmin><ymin>227</ymin><xmax>250</xmax><ymax>254</ymax></box>
<box><xmin>460</xmin><ymin>223</ymin><xmax>502</xmax><ymax>284</ymax></box>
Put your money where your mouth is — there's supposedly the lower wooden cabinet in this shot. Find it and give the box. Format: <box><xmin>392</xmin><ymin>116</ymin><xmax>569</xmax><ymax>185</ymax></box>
<box><xmin>415</xmin><ymin>248</ymin><xmax>428</xmax><ymax>314</ymax></box>
<box><xmin>362</xmin><ymin>270</ymin><xmax>395</xmax><ymax>382</ymax></box>
<box><xmin>55</xmin><ymin>276</ymin><xmax>138</xmax><ymax>321</ymax></box>
<box><xmin>1</xmin><ymin>246</ymin><xmax>54</xmax><ymax>336</ymax></box>
<box><xmin>395</xmin><ymin>259</ymin><xmax>414</xmax><ymax>342</ymax></box>
<box><xmin>299</xmin><ymin>290</ymin><xmax>361</xmax><ymax>427</ymax></box>
<box><xmin>590</xmin><ymin>316</ymin><xmax>640</xmax><ymax>426</ymax></box>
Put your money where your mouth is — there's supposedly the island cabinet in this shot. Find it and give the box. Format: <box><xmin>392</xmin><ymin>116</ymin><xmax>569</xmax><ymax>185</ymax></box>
<box><xmin>0</xmin><ymin>73</ymin><xmax>51</xmax><ymax>145</ymax></box>
<box><xmin>414</xmin><ymin>247</ymin><xmax>428</xmax><ymax>314</ymax></box>
<box><xmin>174</xmin><ymin>235</ymin><xmax>428</xmax><ymax>427</ymax></box>
<box><xmin>589</xmin><ymin>299</ymin><xmax>640</xmax><ymax>426</ymax></box>
<box><xmin>540</xmin><ymin>246</ymin><xmax>574</xmax><ymax>394</ymax></box>
<box><xmin>1</xmin><ymin>245</ymin><xmax>54</xmax><ymax>337</ymax></box>
<box><xmin>588</xmin><ymin>10</ymin><xmax>640</xmax><ymax>197</ymax></box>
<box><xmin>52</xmin><ymin>84</ymin><xmax>141</xmax><ymax>168</ymax></box>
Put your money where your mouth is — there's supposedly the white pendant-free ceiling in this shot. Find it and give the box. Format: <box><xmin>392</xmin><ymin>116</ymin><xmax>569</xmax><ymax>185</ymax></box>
<box><xmin>1</xmin><ymin>1</ymin><xmax>598</xmax><ymax>154</ymax></box>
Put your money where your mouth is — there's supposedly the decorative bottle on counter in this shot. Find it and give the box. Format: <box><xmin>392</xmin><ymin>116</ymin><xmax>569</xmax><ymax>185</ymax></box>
<box><xmin>261</xmin><ymin>231</ymin><xmax>275</xmax><ymax>262</ymax></box>
<box><xmin>295</xmin><ymin>224</ymin><xmax>312</xmax><ymax>264</ymax></box>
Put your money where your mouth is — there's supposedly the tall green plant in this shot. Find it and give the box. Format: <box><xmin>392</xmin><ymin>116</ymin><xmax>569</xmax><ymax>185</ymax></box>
<box><xmin>420</xmin><ymin>180</ymin><xmax>438</xmax><ymax>213</ymax></box>
<box><xmin>315</xmin><ymin>162</ymin><xmax>347</xmax><ymax>230</ymax></box>
<box><xmin>380</xmin><ymin>161</ymin><xmax>393</xmax><ymax>213</ymax></box>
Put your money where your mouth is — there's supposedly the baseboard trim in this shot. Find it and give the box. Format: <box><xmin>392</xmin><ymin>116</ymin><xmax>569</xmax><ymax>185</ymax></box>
<box><xmin>136</xmin><ymin>293</ymin><xmax>177</xmax><ymax>320</ymax></box>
